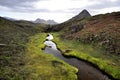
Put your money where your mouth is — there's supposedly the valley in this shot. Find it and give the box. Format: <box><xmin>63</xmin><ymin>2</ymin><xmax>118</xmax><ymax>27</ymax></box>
<box><xmin>0</xmin><ymin>10</ymin><xmax>120</xmax><ymax>80</ymax></box>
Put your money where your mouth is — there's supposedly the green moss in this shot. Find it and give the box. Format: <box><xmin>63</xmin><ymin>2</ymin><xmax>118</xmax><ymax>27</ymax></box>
<box><xmin>51</xmin><ymin>32</ymin><xmax>120</xmax><ymax>79</ymax></box>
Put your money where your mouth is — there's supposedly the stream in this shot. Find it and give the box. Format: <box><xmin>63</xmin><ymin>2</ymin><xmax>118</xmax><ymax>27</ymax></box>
<box><xmin>43</xmin><ymin>47</ymin><xmax>111</xmax><ymax>80</ymax></box>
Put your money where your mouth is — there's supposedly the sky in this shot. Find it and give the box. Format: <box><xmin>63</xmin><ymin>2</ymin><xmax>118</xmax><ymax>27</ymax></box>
<box><xmin>0</xmin><ymin>0</ymin><xmax>120</xmax><ymax>23</ymax></box>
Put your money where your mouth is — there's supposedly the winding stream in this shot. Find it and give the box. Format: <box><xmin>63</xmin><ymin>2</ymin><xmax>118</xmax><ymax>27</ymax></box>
<box><xmin>43</xmin><ymin>47</ymin><xmax>111</xmax><ymax>80</ymax></box>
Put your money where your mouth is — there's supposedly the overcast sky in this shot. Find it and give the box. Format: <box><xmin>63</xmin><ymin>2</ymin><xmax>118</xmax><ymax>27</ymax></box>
<box><xmin>0</xmin><ymin>0</ymin><xmax>120</xmax><ymax>23</ymax></box>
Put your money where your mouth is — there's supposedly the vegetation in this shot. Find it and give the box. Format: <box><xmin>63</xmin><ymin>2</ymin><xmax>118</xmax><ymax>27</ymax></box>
<box><xmin>51</xmin><ymin>33</ymin><xmax>120</xmax><ymax>79</ymax></box>
<box><xmin>61</xmin><ymin>12</ymin><xmax>120</xmax><ymax>55</ymax></box>
<box><xmin>1</xmin><ymin>11</ymin><xmax>120</xmax><ymax>80</ymax></box>
<box><xmin>0</xmin><ymin>17</ymin><xmax>78</xmax><ymax>80</ymax></box>
<box><xmin>44</xmin><ymin>12</ymin><xmax>120</xmax><ymax>55</ymax></box>
<box><xmin>0</xmin><ymin>16</ymin><xmax>43</xmax><ymax>79</ymax></box>
<box><xmin>24</xmin><ymin>33</ymin><xmax>78</xmax><ymax>80</ymax></box>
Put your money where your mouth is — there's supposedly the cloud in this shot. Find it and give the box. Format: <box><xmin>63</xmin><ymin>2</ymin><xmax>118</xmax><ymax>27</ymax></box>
<box><xmin>61</xmin><ymin>0</ymin><xmax>120</xmax><ymax>15</ymax></box>
<box><xmin>0</xmin><ymin>0</ymin><xmax>50</xmax><ymax>13</ymax></box>
<box><xmin>0</xmin><ymin>0</ymin><xmax>38</xmax><ymax>8</ymax></box>
<box><xmin>0</xmin><ymin>0</ymin><xmax>120</xmax><ymax>23</ymax></box>
<box><xmin>1</xmin><ymin>0</ymin><xmax>119</xmax><ymax>13</ymax></box>
<box><xmin>86</xmin><ymin>0</ymin><xmax>120</xmax><ymax>9</ymax></box>
<box><xmin>83</xmin><ymin>0</ymin><xmax>120</xmax><ymax>15</ymax></box>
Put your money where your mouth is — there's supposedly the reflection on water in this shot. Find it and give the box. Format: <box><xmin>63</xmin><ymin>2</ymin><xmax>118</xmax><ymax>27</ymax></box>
<box><xmin>46</xmin><ymin>33</ymin><xmax>54</xmax><ymax>41</ymax></box>
<box><xmin>44</xmin><ymin>40</ymin><xmax>57</xmax><ymax>50</ymax></box>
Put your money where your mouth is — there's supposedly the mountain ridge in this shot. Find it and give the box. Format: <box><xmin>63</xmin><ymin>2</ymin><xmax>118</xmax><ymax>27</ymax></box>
<box><xmin>3</xmin><ymin>16</ymin><xmax>58</xmax><ymax>25</ymax></box>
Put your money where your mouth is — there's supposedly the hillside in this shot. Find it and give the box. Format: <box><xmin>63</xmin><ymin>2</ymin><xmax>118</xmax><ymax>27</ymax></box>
<box><xmin>42</xmin><ymin>11</ymin><xmax>120</xmax><ymax>79</ymax></box>
<box><xmin>0</xmin><ymin>17</ymin><xmax>43</xmax><ymax>79</ymax></box>
<box><xmin>44</xmin><ymin>11</ymin><xmax>120</xmax><ymax>55</ymax></box>
<box><xmin>0</xmin><ymin>17</ymin><xmax>43</xmax><ymax>44</ymax></box>
<box><xmin>61</xmin><ymin>12</ymin><xmax>120</xmax><ymax>55</ymax></box>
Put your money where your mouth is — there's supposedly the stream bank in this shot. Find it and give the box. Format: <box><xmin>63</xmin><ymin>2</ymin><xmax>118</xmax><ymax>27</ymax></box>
<box><xmin>43</xmin><ymin>47</ymin><xmax>111</xmax><ymax>80</ymax></box>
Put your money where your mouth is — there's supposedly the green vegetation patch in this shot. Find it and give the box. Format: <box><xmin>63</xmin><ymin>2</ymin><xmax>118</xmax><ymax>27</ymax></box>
<box><xmin>0</xmin><ymin>17</ymin><xmax>77</xmax><ymax>80</ymax></box>
<box><xmin>23</xmin><ymin>33</ymin><xmax>78</xmax><ymax>80</ymax></box>
<box><xmin>52</xmin><ymin>32</ymin><xmax>120</xmax><ymax>79</ymax></box>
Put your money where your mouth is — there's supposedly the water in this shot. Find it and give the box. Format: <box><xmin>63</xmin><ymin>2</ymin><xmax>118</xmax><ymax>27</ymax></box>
<box><xmin>43</xmin><ymin>47</ymin><xmax>111</xmax><ymax>80</ymax></box>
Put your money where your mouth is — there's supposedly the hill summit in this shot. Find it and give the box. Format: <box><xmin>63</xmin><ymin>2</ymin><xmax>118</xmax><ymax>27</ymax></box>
<box><xmin>69</xmin><ymin>9</ymin><xmax>91</xmax><ymax>21</ymax></box>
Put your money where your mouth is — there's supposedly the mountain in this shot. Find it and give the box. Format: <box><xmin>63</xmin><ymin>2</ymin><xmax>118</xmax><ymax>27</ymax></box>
<box><xmin>47</xmin><ymin>20</ymin><xmax>58</xmax><ymax>24</ymax></box>
<box><xmin>4</xmin><ymin>17</ymin><xmax>16</xmax><ymax>21</ymax></box>
<box><xmin>34</xmin><ymin>18</ymin><xmax>58</xmax><ymax>25</ymax></box>
<box><xmin>62</xmin><ymin>12</ymin><xmax>120</xmax><ymax>55</ymax></box>
<box><xmin>3</xmin><ymin>16</ymin><xmax>58</xmax><ymax>25</ymax></box>
<box><xmin>44</xmin><ymin>9</ymin><xmax>91</xmax><ymax>32</ymax></box>
<box><xmin>34</xmin><ymin>18</ymin><xmax>46</xmax><ymax>23</ymax></box>
<box><xmin>69</xmin><ymin>9</ymin><xmax>91</xmax><ymax>21</ymax></box>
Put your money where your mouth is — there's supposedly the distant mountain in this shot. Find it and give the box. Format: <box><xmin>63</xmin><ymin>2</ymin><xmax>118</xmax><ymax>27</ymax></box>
<box><xmin>34</xmin><ymin>18</ymin><xmax>58</xmax><ymax>25</ymax></box>
<box><xmin>4</xmin><ymin>17</ymin><xmax>16</xmax><ymax>21</ymax></box>
<box><xmin>34</xmin><ymin>18</ymin><xmax>46</xmax><ymax>23</ymax></box>
<box><xmin>47</xmin><ymin>20</ymin><xmax>58</xmax><ymax>24</ymax></box>
<box><xmin>3</xmin><ymin>16</ymin><xmax>58</xmax><ymax>25</ymax></box>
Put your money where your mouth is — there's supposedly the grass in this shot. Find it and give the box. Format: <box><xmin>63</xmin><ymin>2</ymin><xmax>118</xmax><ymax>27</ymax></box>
<box><xmin>51</xmin><ymin>32</ymin><xmax>120</xmax><ymax>79</ymax></box>
<box><xmin>23</xmin><ymin>33</ymin><xmax>78</xmax><ymax>80</ymax></box>
<box><xmin>0</xmin><ymin>17</ymin><xmax>78</xmax><ymax>80</ymax></box>
<box><xmin>0</xmin><ymin>33</ymin><xmax>78</xmax><ymax>80</ymax></box>
<box><xmin>0</xmin><ymin>17</ymin><xmax>43</xmax><ymax>80</ymax></box>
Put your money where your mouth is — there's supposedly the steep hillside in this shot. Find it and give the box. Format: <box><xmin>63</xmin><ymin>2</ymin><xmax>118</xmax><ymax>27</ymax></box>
<box><xmin>0</xmin><ymin>17</ymin><xmax>43</xmax><ymax>44</ymax></box>
<box><xmin>61</xmin><ymin>12</ymin><xmax>120</xmax><ymax>55</ymax></box>
<box><xmin>68</xmin><ymin>9</ymin><xmax>91</xmax><ymax>22</ymax></box>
